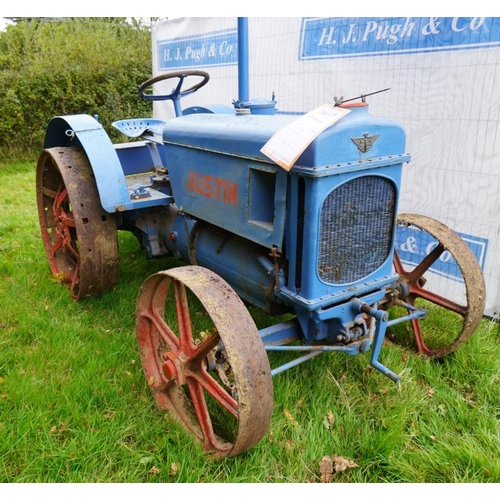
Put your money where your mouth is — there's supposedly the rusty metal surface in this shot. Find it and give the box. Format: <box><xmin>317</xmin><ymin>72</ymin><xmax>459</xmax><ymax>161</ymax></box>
<box><xmin>36</xmin><ymin>147</ymin><xmax>119</xmax><ymax>300</ymax></box>
<box><xmin>135</xmin><ymin>265</ymin><xmax>274</xmax><ymax>457</ymax></box>
<box><xmin>389</xmin><ymin>213</ymin><xmax>486</xmax><ymax>357</ymax></box>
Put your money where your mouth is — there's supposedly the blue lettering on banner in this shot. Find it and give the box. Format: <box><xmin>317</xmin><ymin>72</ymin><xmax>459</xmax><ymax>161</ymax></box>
<box><xmin>157</xmin><ymin>29</ymin><xmax>238</xmax><ymax>70</ymax></box>
<box><xmin>300</xmin><ymin>17</ymin><xmax>500</xmax><ymax>60</ymax></box>
<box><xmin>395</xmin><ymin>225</ymin><xmax>488</xmax><ymax>283</ymax></box>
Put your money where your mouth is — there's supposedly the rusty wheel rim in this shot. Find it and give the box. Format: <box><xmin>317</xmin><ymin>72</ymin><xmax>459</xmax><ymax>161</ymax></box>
<box><xmin>136</xmin><ymin>266</ymin><xmax>274</xmax><ymax>457</ymax></box>
<box><xmin>389</xmin><ymin>213</ymin><xmax>485</xmax><ymax>357</ymax></box>
<box><xmin>36</xmin><ymin>147</ymin><xmax>119</xmax><ymax>300</ymax></box>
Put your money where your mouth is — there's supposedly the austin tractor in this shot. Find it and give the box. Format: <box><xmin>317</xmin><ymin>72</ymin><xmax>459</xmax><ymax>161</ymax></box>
<box><xmin>35</xmin><ymin>19</ymin><xmax>485</xmax><ymax>457</ymax></box>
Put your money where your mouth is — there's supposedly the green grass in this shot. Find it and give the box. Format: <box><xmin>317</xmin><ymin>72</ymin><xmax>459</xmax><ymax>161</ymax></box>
<box><xmin>1</xmin><ymin>160</ymin><xmax>499</xmax><ymax>483</ymax></box>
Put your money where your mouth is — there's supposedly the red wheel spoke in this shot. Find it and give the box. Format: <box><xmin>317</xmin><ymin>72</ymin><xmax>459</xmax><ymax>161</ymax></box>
<box><xmin>141</xmin><ymin>309</ymin><xmax>180</xmax><ymax>351</ymax></box>
<box><xmin>394</xmin><ymin>244</ymin><xmax>444</xmax><ymax>284</ymax></box>
<box><xmin>172</xmin><ymin>281</ymin><xmax>197</xmax><ymax>352</ymax></box>
<box><xmin>54</xmin><ymin>187</ymin><xmax>68</xmax><ymax>211</ymax></box>
<box><xmin>136</xmin><ymin>317</ymin><xmax>173</xmax><ymax>390</ymax></box>
<box><xmin>393</xmin><ymin>249</ymin><xmax>404</xmax><ymax>275</ymax></box>
<box><xmin>42</xmin><ymin>186</ymin><xmax>58</xmax><ymax>199</ymax></box>
<box><xmin>412</xmin><ymin>286</ymin><xmax>468</xmax><ymax>317</ymax></box>
<box><xmin>185</xmin><ymin>336</ymin><xmax>238</xmax><ymax>414</ymax></box>
<box><xmin>186</xmin><ymin>335</ymin><xmax>238</xmax><ymax>415</ymax></box>
<box><xmin>186</xmin><ymin>379</ymin><xmax>231</xmax><ymax>453</ymax></box>
<box><xmin>406</xmin><ymin>243</ymin><xmax>444</xmax><ymax>284</ymax></box>
<box><xmin>69</xmin><ymin>260</ymin><xmax>80</xmax><ymax>295</ymax></box>
<box><xmin>51</xmin><ymin>238</ymin><xmax>64</xmax><ymax>255</ymax></box>
<box><xmin>409</xmin><ymin>318</ymin><xmax>431</xmax><ymax>355</ymax></box>
<box><xmin>65</xmin><ymin>239</ymin><xmax>80</xmax><ymax>260</ymax></box>
<box><xmin>138</xmin><ymin>279</ymin><xmax>181</xmax><ymax>351</ymax></box>
<box><xmin>187</xmin><ymin>334</ymin><xmax>221</xmax><ymax>362</ymax></box>
<box><xmin>59</xmin><ymin>209</ymin><xmax>76</xmax><ymax>228</ymax></box>
<box><xmin>191</xmin><ymin>369</ymin><xmax>238</xmax><ymax>417</ymax></box>
<box><xmin>51</xmin><ymin>230</ymin><xmax>78</xmax><ymax>263</ymax></box>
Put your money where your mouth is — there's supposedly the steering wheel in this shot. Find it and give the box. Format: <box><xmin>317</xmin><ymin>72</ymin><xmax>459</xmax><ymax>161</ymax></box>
<box><xmin>138</xmin><ymin>70</ymin><xmax>210</xmax><ymax>117</ymax></box>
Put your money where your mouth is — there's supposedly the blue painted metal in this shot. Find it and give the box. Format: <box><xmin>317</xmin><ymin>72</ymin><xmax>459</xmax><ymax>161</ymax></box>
<box><xmin>245</xmin><ymin>97</ymin><xmax>277</xmax><ymax>115</ymax></box>
<box><xmin>158</xmin><ymin>212</ymin><xmax>281</xmax><ymax>312</ymax></box>
<box><xmin>112</xmin><ymin>118</ymin><xmax>166</xmax><ymax>144</ymax></box>
<box><xmin>43</xmin><ymin>115</ymin><xmax>172</xmax><ymax>213</ymax></box>
<box><xmin>298</xmin><ymin>104</ymin><xmax>407</xmax><ymax>166</ymax></box>
<box><xmin>40</xmin><ymin>18</ymin><xmax>422</xmax><ymax>383</ymax></box>
<box><xmin>42</xmin><ymin>103</ymin><xmax>414</xmax><ymax>381</ymax></box>
<box><xmin>259</xmin><ymin>320</ymin><xmax>301</xmax><ymax>346</ymax></box>
<box><xmin>163</xmin><ymin>113</ymin><xmax>293</xmax><ymax>162</ymax></box>
<box><xmin>233</xmin><ymin>18</ymin><xmax>276</xmax><ymax>113</ymax></box>
<box><xmin>387</xmin><ymin>306</ymin><xmax>427</xmax><ymax>327</ymax></box>
<box><xmin>163</xmin><ymin>114</ymin><xmax>291</xmax><ymax>251</ymax></box>
<box><xmin>44</xmin><ymin>115</ymin><xmax>129</xmax><ymax>212</ymax></box>
<box><xmin>114</xmin><ymin>141</ymin><xmax>167</xmax><ymax>176</ymax></box>
<box><xmin>183</xmin><ymin>104</ymin><xmax>235</xmax><ymax>115</ymax></box>
<box><xmin>152</xmin><ymin>100</ymin><xmax>411</xmax><ymax>379</ymax></box>
<box><xmin>265</xmin><ymin>336</ymin><xmax>372</xmax><ymax>377</ymax></box>
<box><xmin>237</xmin><ymin>17</ymin><xmax>250</xmax><ymax>103</ymax></box>
<box><xmin>269</xmin><ymin>351</ymin><xmax>324</xmax><ymax>377</ymax></box>
<box><xmin>351</xmin><ymin>299</ymin><xmax>400</xmax><ymax>382</ymax></box>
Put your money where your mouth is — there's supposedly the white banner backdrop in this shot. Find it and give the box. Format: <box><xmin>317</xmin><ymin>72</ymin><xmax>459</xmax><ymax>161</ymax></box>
<box><xmin>151</xmin><ymin>17</ymin><xmax>500</xmax><ymax>317</ymax></box>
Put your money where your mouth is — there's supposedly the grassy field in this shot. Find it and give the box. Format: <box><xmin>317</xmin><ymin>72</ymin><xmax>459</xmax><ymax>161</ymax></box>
<box><xmin>1</xmin><ymin>160</ymin><xmax>499</xmax><ymax>483</ymax></box>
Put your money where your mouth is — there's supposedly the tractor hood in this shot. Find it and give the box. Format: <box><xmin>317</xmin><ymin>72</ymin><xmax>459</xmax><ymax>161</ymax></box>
<box><xmin>161</xmin><ymin>104</ymin><xmax>408</xmax><ymax>169</ymax></box>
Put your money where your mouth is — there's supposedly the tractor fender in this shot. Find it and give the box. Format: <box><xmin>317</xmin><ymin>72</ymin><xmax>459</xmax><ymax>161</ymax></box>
<box><xmin>43</xmin><ymin>114</ymin><xmax>133</xmax><ymax>213</ymax></box>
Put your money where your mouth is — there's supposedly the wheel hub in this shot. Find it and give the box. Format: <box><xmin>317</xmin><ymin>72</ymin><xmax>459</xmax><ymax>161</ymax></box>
<box><xmin>162</xmin><ymin>351</ymin><xmax>187</xmax><ymax>384</ymax></box>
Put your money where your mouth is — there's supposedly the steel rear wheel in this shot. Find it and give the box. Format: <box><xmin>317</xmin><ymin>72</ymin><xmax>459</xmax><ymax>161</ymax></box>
<box><xmin>136</xmin><ymin>265</ymin><xmax>274</xmax><ymax>458</ymax></box>
<box><xmin>36</xmin><ymin>147</ymin><xmax>119</xmax><ymax>300</ymax></box>
<box><xmin>388</xmin><ymin>213</ymin><xmax>485</xmax><ymax>357</ymax></box>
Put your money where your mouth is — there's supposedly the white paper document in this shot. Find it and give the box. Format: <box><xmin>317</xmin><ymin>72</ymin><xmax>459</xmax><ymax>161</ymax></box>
<box><xmin>260</xmin><ymin>105</ymin><xmax>351</xmax><ymax>171</ymax></box>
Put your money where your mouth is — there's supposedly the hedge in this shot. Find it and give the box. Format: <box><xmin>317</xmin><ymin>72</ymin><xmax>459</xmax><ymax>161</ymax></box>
<box><xmin>0</xmin><ymin>18</ymin><xmax>155</xmax><ymax>158</ymax></box>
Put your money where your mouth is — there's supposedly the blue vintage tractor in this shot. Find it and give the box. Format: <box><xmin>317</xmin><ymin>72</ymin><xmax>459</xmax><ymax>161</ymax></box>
<box><xmin>35</xmin><ymin>20</ymin><xmax>485</xmax><ymax>457</ymax></box>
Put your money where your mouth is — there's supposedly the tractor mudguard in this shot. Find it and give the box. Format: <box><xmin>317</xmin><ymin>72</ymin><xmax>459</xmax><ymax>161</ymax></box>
<box><xmin>43</xmin><ymin>114</ymin><xmax>132</xmax><ymax>213</ymax></box>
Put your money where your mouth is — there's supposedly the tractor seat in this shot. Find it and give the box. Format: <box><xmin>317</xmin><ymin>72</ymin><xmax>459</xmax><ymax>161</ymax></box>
<box><xmin>112</xmin><ymin>118</ymin><xmax>166</xmax><ymax>144</ymax></box>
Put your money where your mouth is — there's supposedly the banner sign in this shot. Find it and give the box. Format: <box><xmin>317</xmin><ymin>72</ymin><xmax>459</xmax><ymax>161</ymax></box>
<box><xmin>152</xmin><ymin>17</ymin><xmax>500</xmax><ymax>316</ymax></box>
<box><xmin>300</xmin><ymin>17</ymin><xmax>500</xmax><ymax>60</ymax></box>
<box><xmin>157</xmin><ymin>28</ymin><xmax>238</xmax><ymax>70</ymax></box>
<box><xmin>395</xmin><ymin>226</ymin><xmax>488</xmax><ymax>283</ymax></box>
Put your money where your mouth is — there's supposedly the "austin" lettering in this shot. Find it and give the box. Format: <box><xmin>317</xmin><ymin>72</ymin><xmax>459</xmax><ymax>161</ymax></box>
<box><xmin>187</xmin><ymin>171</ymin><xmax>238</xmax><ymax>205</ymax></box>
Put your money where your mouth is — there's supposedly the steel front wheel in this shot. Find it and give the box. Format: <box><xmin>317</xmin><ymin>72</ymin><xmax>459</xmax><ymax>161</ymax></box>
<box><xmin>36</xmin><ymin>147</ymin><xmax>119</xmax><ymax>300</ymax></box>
<box><xmin>388</xmin><ymin>213</ymin><xmax>485</xmax><ymax>357</ymax></box>
<box><xmin>135</xmin><ymin>266</ymin><xmax>274</xmax><ymax>457</ymax></box>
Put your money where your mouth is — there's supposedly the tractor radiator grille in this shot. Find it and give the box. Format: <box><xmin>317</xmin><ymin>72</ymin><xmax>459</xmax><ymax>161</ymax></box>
<box><xmin>318</xmin><ymin>176</ymin><xmax>396</xmax><ymax>284</ymax></box>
